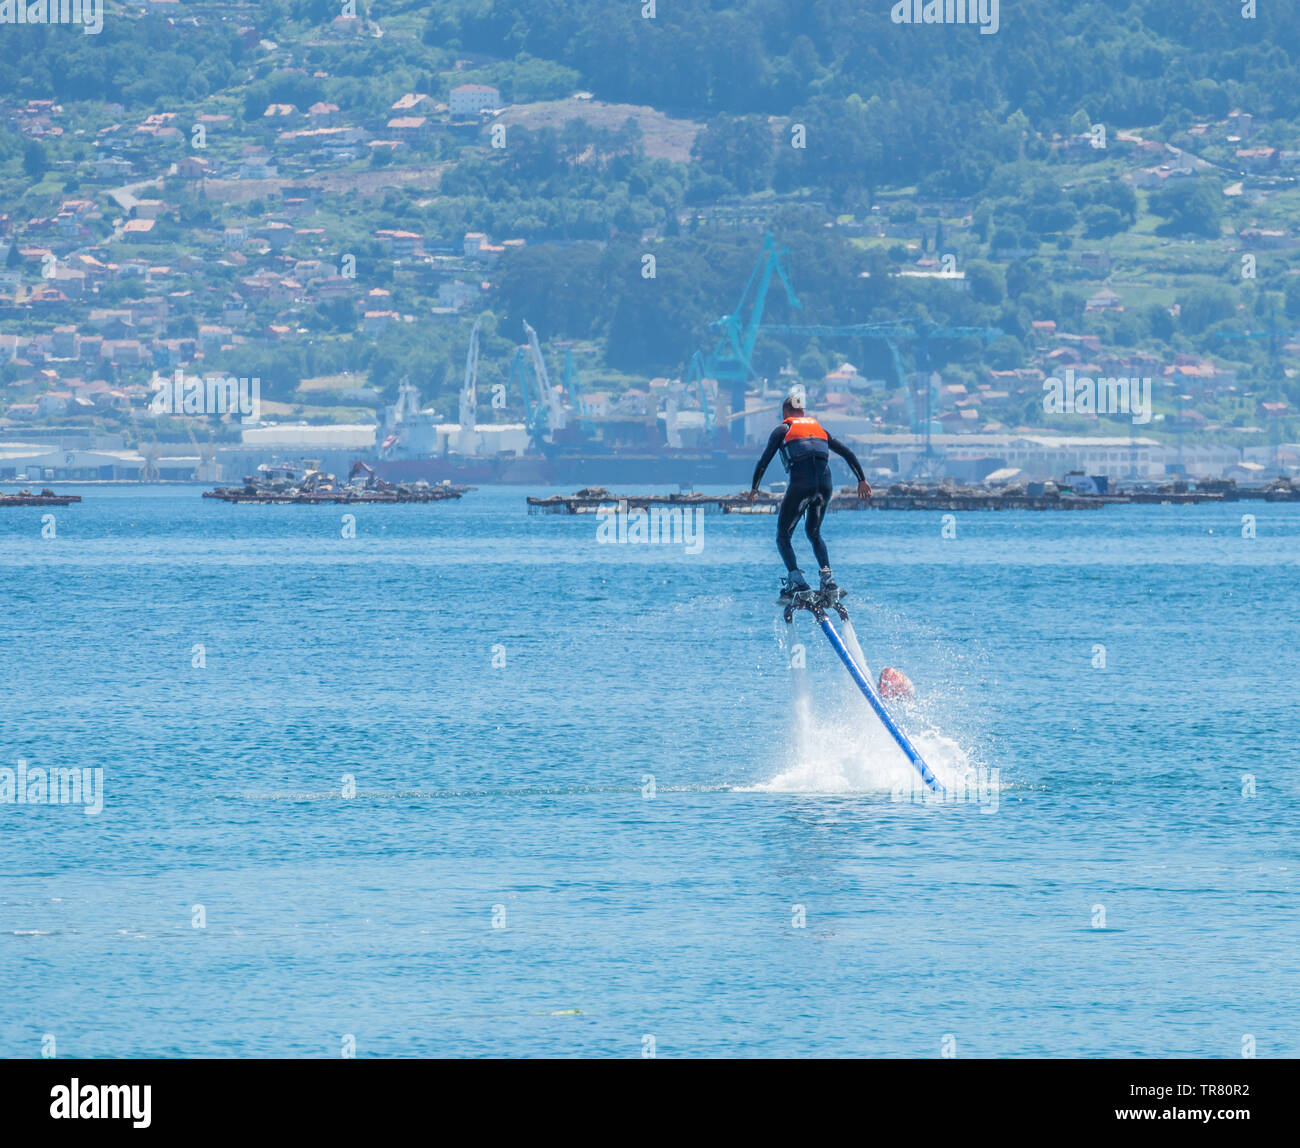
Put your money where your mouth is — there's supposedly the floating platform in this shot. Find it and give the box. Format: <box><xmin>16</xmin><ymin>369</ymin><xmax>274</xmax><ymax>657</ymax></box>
<box><xmin>0</xmin><ymin>488</ymin><xmax>81</xmax><ymax>507</ymax></box>
<box><xmin>204</xmin><ymin>459</ymin><xmax>470</xmax><ymax>504</ymax></box>
<box><xmin>831</xmin><ymin>482</ymin><xmax>1119</xmax><ymax>511</ymax></box>
<box><xmin>526</xmin><ymin>487</ymin><xmax>781</xmax><ymax>514</ymax></box>
<box><xmin>527</xmin><ymin>477</ymin><xmax>1300</xmax><ymax>516</ymax></box>
<box><xmin>1234</xmin><ymin>488</ymin><xmax>1300</xmax><ymax>501</ymax></box>
<box><xmin>1124</xmin><ymin>480</ymin><xmax>1300</xmax><ymax>503</ymax></box>
<box><xmin>1122</xmin><ymin>490</ymin><xmax>1221</xmax><ymax>505</ymax></box>
<box><xmin>204</xmin><ymin>485</ymin><xmax>465</xmax><ymax>504</ymax></box>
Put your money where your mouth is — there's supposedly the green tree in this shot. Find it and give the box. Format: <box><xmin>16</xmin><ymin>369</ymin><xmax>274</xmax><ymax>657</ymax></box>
<box><xmin>22</xmin><ymin>140</ymin><xmax>46</xmax><ymax>180</ymax></box>
<box><xmin>1150</xmin><ymin>182</ymin><xmax>1222</xmax><ymax>238</ymax></box>
<box><xmin>798</xmin><ymin>348</ymin><xmax>828</xmax><ymax>381</ymax></box>
<box><xmin>1005</xmin><ymin>260</ymin><xmax>1038</xmax><ymax>300</ymax></box>
<box><xmin>1178</xmin><ymin>286</ymin><xmax>1236</xmax><ymax>336</ymax></box>
<box><xmin>690</xmin><ymin>114</ymin><xmax>774</xmax><ymax>195</ymax></box>
<box><xmin>967</xmin><ymin>262</ymin><xmax>1005</xmax><ymax>307</ymax></box>
<box><xmin>1144</xmin><ymin>302</ymin><xmax>1176</xmax><ymax>341</ymax></box>
<box><xmin>1082</xmin><ymin>205</ymin><xmax>1125</xmax><ymax>238</ymax></box>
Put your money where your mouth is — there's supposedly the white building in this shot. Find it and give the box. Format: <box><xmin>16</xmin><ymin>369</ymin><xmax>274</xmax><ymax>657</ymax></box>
<box><xmin>841</xmin><ymin>433</ymin><xmax>1178</xmax><ymax>480</ymax></box>
<box><xmin>449</xmin><ymin>85</ymin><xmax>501</xmax><ymax>118</ymax></box>
<box><xmin>241</xmin><ymin>423</ymin><xmax>377</xmax><ymax>450</ymax></box>
<box><xmin>0</xmin><ymin>446</ymin><xmax>193</xmax><ymax>481</ymax></box>
<box><xmin>438</xmin><ymin>280</ymin><xmax>479</xmax><ymax>310</ymax></box>
<box><xmin>451</xmin><ymin>422</ymin><xmax>530</xmax><ymax>456</ymax></box>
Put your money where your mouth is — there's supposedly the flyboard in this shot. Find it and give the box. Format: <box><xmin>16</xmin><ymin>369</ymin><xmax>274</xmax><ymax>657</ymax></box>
<box><xmin>782</xmin><ymin>586</ymin><xmax>945</xmax><ymax>794</ymax></box>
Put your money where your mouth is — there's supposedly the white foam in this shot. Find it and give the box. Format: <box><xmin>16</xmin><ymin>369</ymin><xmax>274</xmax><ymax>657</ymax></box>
<box><xmin>748</xmin><ymin>624</ymin><xmax>985</xmax><ymax>796</ymax></box>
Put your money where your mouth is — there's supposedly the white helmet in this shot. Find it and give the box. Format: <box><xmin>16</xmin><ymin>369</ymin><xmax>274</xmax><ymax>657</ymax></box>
<box><xmin>785</xmin><ymin>384</ymin><xmax>806</xmax><ymax>411</ymax></box>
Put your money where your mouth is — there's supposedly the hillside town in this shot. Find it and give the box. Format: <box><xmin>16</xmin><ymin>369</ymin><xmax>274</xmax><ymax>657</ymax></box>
<box><xmin>2</xmin><ymin>4</ymin><xmax>1299</xmax><ymax>487</ymax></box>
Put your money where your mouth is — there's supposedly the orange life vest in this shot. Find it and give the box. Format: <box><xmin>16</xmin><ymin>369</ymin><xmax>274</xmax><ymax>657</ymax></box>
<box><xmin>779</xmin><ymin>416</ymin><xmax>830</xmax><ymax>469</ymax></box>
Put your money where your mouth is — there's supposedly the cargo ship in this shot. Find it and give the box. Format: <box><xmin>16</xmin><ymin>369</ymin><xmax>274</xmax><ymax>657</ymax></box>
<box><xmin>365</xmin><ymin>443</ymin><xmax>757</xmax><ymax>487</ymax></box>
<box><xmin>358</xmin><ymin>377</ymin><xmax>757</xmax><ymax>486</ymax></box>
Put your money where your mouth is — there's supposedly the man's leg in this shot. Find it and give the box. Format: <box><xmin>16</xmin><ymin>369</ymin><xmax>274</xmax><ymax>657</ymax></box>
<box><xmin>803</xmin><ymin>472</ymin><xmax>833</xmax><ymax>570</ymax></box>
<box><xmin>775</xmin><ymin>488</ymin><xmax>804</xmax><ymax>572</ymax></box>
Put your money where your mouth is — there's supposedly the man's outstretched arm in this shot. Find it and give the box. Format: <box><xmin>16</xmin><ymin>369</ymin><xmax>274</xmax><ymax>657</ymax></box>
<box><xmin>750</xmin><ymin>425</ymin><xmax>788</xmax><ymax>492</ymax></box>
<box><xmin>827</xmin><ymin>435</ymin><xmax>872</xmax><ymax>499</ymax></box>
<box><xmin>826</xmin><ymin>434</ymin><xmax>866</xmax><ymax>481</ymax></box>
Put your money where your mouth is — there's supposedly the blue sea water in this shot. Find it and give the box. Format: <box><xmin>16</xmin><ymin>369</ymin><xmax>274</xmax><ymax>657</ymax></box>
<box><xmin>1</xmin><ymin>485</ymin><xmax>1297</xmax><ymax>1058</ymax></box>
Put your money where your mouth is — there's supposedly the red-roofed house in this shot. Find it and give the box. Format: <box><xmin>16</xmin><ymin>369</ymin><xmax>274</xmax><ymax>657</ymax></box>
<box><xmin>386</xmin><ymin>116</ymin><xmax>429</xmax><ymax>142</ymax></box>
<box><xmin>308</xmin><ymin>102</ymin><xmax>340</xmax><ymax>127</ymax></box>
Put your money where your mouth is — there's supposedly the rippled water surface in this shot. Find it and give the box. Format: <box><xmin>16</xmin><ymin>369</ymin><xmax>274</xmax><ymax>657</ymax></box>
<box><xmin>1</xmin><ymin>486</ymin><xmax>1296</xmax><ymax>1057</ymax></box>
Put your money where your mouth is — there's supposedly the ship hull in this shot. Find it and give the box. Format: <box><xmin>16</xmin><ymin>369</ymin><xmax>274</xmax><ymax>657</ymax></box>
<box><xmin>359</xmin><ymin>449</ymin><xmax>757</xmax><ymax>487</ymax></box>
<box><xmin>362</xmin><ymin>455</ymin><xmax>552</xmax><ymax>484</ymax></box>
<box><xmin>545</xmin><ymin>449</ymin><xmax>755</xmax><ymax>487</ymax></box>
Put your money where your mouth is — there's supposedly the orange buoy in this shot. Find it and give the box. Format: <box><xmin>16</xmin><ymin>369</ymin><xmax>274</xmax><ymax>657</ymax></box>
<box><xmin>878</xmin><ymin>667</ymin><xmax>915</xmax><ymax>701</ymax></box>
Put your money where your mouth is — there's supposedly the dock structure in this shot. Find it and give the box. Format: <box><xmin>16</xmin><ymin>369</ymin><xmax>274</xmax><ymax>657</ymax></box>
<box><xmin>0</xmin><ymin>488</ymin><xmax>81</xmax><ymax>507</ymax></box>
<box><xmin>830</xmin><ymin>482</ymin><xmax>1119</xmax><ymax>511</ymax></box>
<box><xmin>529</xmin><ymin>483</ymin><xmax>1118</xmax><ymax>515</ymax></box>
<box><xmin>528</xmin><ymin>475</ymin><xmax>1300</xmax><ymax>516</ymax></box>
<box><xmin>204</xmin><ymin>459</ymin><xmax>470</xmax><ymax>504</ymax></box>
<box><xmin>1120</xmin><ymin>490</ymin><xmax>1219</xmax><ymax>505</ymax></box>
<box><xmin>204</xmin><ymin>485</ymin><xmax>465</xmax><ymax>505</ymax></box>
<box><xmin>1123</xmin><ymin>478</ymin><xmax>1300</xmax><ymax>503</ymax></box>
<box><xmin>526</xmin><ymin>487</ymin><xmax>781</xmax><ymax>515</ymax></box>
<box><xmin>830</xmin><ymin>475</ymin><xmax>1300</xmax><ymax>509</ymax></box>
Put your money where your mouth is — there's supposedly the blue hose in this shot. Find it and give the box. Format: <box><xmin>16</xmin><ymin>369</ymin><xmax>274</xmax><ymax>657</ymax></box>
<box><xmin>818</xmin><ymin>614</ymin><xmax>945</xmax><ymax>794</ymax></box>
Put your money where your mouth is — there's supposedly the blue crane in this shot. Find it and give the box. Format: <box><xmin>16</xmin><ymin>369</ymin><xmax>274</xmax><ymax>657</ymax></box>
<box><xmin>562</xmin><ymin>346</ymin><xmax>595</xmax><ymax>438</ymax></box>
<box><xmin>764</xmin><ymin>321</ymin><xmax>1003</xmax><ymax>445</ymax></box>
<box><xmin>686</xmin><ymin>234</ymin><xmax>1000</xmax><ymax>446</ymax></box>
<box><xmin>686</xmin><ymin>231</ymin><xmax>801</xmax><ymax>445</ymax></box>
<box><xmin>509</xmin><ymin>343</ymin><xmax>548</xmax><ymax>447</ymax></box>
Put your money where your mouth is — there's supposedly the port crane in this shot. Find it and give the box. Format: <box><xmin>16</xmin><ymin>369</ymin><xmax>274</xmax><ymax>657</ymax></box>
<box><xmin>685</xmin><ymin>233</ymin><xmax>1000</xmax><ymax>447</ymax></box>
<box><xmin>509</xmin><ymin>342</ymin><xmax>546</xmax><ymax>446</ymax></box>
<box><xmin>458</xmin><ymin>315</ymin><xmax>482</xmax><ymax>453</ymax></box>
<box><xmin>763</xmin><ymin>321</ymin><xmax>1002</xmax><ymax>447</ymax></box>
<box><xmin>182</xmin><ymin>418</ymin><xmax>220</xmax><ymax>483</ymax></box>
<box><xmin>685</xmin><ymin>231</ymin><xmax>801</xmax><ymax>445</ymax></box>
<box><xmin>125</xmin><ymin>402</ymin><xmax>161</xmax><ymax>482</ymax></box>
<box><xmin>507</xmin><ymin>320</ymin><xmax>593</xmax><ymax>447</ymax></box>
<box><xmin>524</xmin><ymin>319</ymin><xmax>566</xmax><ymax>437</ymax></box>
<box><xmin>562</xmin><ymin>346</ymin><xmax>595</xmax><ymax>438</ymax></box>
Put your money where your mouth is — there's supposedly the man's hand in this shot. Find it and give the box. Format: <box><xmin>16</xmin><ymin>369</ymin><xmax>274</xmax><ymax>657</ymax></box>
<box><xmin>747</xmin><ymin>488</ymin><xmax>757</xmax><ymax>504</ymax></box>
<box><xmin>857</xmin><ymin>480</ymin><xmax>872</xmax><ymax>501</ymax></box>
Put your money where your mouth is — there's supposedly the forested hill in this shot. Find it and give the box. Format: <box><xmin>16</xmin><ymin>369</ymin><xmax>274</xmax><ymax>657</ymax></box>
<box><xmin>447</xmin><ymin>0</ymin><xmax>1299</xmax><ymax>191</ymax></box>
<box><xmin>452</xmin><ymin>0</ymin><xmax>1299</xmax><ymax>122</ymax></box>
<box><xmin>2</xmin><ymin>1</ymin><xmax>1299</xmax><ymax>428</ymax></box>
<box><xmin>7</xmin><ymin>3</ymin><xmax>1300</xmax><ymax>131</ymax></box>
<box><xmin>3</xmin><ymin>1</ymin><xmax>1295</xmax><ymax>205</ymax></box>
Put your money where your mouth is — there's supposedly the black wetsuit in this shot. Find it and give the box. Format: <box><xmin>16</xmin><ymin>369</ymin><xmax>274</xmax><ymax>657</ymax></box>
<box><xmin>751</xmin><ymin>419</ymin><xmax>865</xmax><ymax>573</ymax></box>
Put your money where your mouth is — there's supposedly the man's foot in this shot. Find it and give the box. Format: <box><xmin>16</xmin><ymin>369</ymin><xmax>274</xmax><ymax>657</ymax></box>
<box><xmin>779</xmin><ymin>569</ymin><xmax>811</xmax><ymax>603</ymax></box>
<box><xmin>818</xmin><ymin>566</ymin><xmax>837</xmax><ymax>595</ymax></box>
